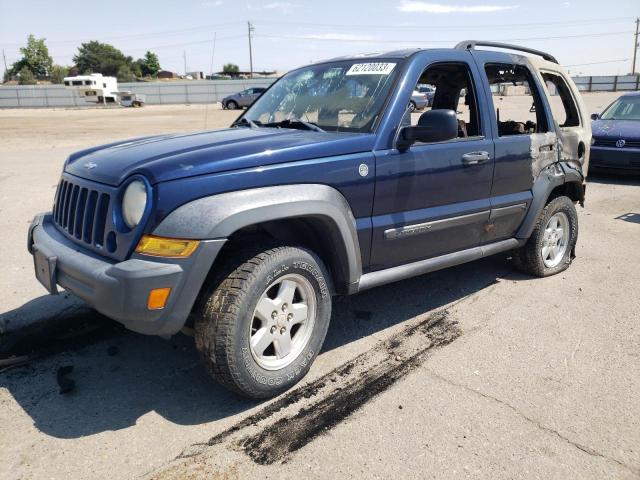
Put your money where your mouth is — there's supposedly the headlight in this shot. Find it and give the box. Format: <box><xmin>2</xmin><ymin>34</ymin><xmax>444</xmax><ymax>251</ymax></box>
<box><xmin>590</xmin><ymin>137</ymin><xmax>595</xmax><ymax>146</ymax></box>
<box><xmin>122</xmin><ymin>180</ymin><xmax>147</xmax><ymax>229</ymax></box>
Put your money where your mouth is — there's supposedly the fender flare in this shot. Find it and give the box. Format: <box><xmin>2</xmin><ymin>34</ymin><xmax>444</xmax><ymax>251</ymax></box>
<box><xmin>152</xmin><ymin>184</ymin><xmax>363</xmax><ymax>288</ymax></box>
<box><xmin>516</xmin><ymin>162</ymin><xmax>584</xmax><ymax>240</ymax></box>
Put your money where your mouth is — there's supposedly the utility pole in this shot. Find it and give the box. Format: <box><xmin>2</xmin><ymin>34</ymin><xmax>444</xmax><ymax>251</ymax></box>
<box><xmin>183</xmin><ymin>50</ymin><xmax>187</xmax><ymax>76</ymax></box>
<box><xmin>632</xmin><ymin>17</ymin><xmax>639</xmax><ymax>75</ymax></box>
<box><xmin>247</xmin><ymin>21</ymin><xmax>254</xmax><ymax>79</ymax></box>
<box><xmin>2</xmin><ymin>49</ymin><xmax>8</xmax><ymax>80</ymax></box>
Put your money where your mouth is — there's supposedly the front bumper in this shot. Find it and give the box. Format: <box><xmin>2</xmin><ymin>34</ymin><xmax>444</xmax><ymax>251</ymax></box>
<box><xmin>590</xmin><ymin>146</ymin><xmax>640</xmax><ymax>174</ymax></box>
<box><xmin>28</xmin><ymin>213</ymin><xmax>226</xmax><ymax>336</ymax></box>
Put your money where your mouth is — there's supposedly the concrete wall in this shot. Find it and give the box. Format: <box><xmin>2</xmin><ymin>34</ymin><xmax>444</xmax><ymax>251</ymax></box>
<box><xmin>2</xmin><ymin>75</ymin><xmax>639</xmax><ymax>109</ymax></box>
<box><xmin>0</xmin><ymin>79</ymin><xmax>276</xmax><ymax>108</ymax></box>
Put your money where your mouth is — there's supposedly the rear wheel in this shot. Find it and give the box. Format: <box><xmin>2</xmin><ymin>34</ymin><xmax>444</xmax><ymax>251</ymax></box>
<box><xmin>512</xmin><ymin>195</ymin><xmax>578</xmax><ymax>277</ymax></box>
<box><xmin>194</xmin><ymin>245</ymin><xmax>332</xmax><ymax>398</ymax></box>
<box><xmin>226</xmin><ymin>100</ymin><xmax>238</xmax><ymax>110</ymax></box>
<box><xmin>408</xmin><ymin>101</ymin><xmax>416</xmax><ymax>112</ymax></box>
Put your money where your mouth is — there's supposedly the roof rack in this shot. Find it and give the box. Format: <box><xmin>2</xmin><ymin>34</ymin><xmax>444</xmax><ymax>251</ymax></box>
<box><xmin>454</xmin><ymin>40</ymin><xmax>558</xmax><ymax>64</ymax></box>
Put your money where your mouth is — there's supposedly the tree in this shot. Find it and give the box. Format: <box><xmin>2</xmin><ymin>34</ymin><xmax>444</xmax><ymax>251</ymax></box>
<box><xmin>17</xmin><ymin>66</ymin><xmax>37</xmax><ymax>85</ymax></box>
<box><xmin>137</xmin><ymin>51</ymin><xmax>161</xmax><ymax>77</ymax></box>
<box><xmin>49</xmin><ymin>65</ymin><xmax>69</xmax><ymax>84</ymax></box>
<box><xmin>11</xmin><ymin>34</ymin><xmax>53</xmax><ymax>78</ymax></box>
<box><xmin>222</xmin><ymin>63</ymin><xmax>239</xmax><ymax>74</ymax></box>
<box><xmin>116</xmin><ymin>64</ymin><xmax>136</xmax><ymax>82</ymax></box>
<box><xmin>73</xmin><ymin>41</ymin><xmax>132</xmax><ymax>77</ymax></box>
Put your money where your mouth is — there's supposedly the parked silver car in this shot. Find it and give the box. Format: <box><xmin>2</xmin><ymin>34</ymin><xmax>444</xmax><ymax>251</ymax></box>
<box><xmin>222</xmin><ymin>87</ymin><xmax>267</xmax><ymax>109</ymax></box>
<box><xmin>409</xmin><ymin>90</ymin><xmax>429</xmax><ymax>111</ymax></box>
<box><xmin>417</xmin><ymin>84</ymin><xmax>436</xmax><ymax>105</ymax></box>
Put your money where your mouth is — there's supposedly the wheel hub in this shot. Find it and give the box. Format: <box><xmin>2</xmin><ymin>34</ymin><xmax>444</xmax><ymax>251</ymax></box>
<box><xmin>541</xmin><ymin>211</ymin><xmax>569</xmax><ymax>268</ymax></box>
<box><xmin>249</xmin><ymin>273</ymin><xmax>317</xmax><ymax>370</ymax></box>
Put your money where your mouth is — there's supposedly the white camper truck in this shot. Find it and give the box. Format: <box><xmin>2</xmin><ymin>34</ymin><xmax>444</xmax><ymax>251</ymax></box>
<box><xmin>117</xmin><ymin>91</ymin><xmax>146</xmax><ymax>107</ymax></box>
<box><xmin>64</xmin><ymin>74</ymin><xmax>118</xmax><ymax>104</ymax></box>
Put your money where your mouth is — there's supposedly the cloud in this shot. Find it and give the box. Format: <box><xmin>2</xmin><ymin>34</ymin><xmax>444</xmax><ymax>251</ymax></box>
<box><xmin>201</xmin><ymin>0</ymin><xmax>223</xmax><ymax>6</ymax></box>
<box><xmin>262</xmin><ymin>2</ymin><xmax>299</xmax><ymax>13</ymax></box>
<box><xmin>398</xmin><ymin>1</ymin><xmax>519</xmax><ymax>13</ymax></box>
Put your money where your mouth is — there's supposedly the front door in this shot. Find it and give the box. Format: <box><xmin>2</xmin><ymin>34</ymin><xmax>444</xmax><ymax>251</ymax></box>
<box><xmin>370</xmin><ymin>59</ymin><xmax>494</xmax><ymax>270</ymax></box>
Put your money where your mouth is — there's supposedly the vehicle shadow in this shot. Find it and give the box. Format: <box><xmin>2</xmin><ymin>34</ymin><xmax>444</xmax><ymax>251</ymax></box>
<box><xmin>587</xmin><ymin>171</ymin><xmax>640</xmax><ymax>186</ymax></box>
<box><xmin>1</xmin><ymin>253</ymin><xmax>523</xmax><ymax>439</ymax></box>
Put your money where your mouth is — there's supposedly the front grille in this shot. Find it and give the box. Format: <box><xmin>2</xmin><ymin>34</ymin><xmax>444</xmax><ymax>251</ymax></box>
<box><xmin>53</xmin><ymin>178</ymin><xmax>111</xmax><ymax>248</ymax></box>
<box><xmin>593</xmin><ymin>138</ymin><xmax>640</xmax><ymax>148</ymax></box>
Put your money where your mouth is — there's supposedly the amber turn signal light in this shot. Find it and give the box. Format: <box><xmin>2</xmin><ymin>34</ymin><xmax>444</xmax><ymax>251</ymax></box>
<box><xmin>147</xmin><ymin>287</ymin><xmax>171</xmax><ymax>310</ymax></box>
<box><xmin>135</xmin><ymin>235</ymin><xmax>199</xmax><ymax>258</ymax></box>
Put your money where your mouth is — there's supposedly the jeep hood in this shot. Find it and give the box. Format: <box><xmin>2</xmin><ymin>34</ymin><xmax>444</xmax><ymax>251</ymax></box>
<box><xmin>64</xmin><ymin>128</ymin><xmax>375</xmax><ymax>186</ymax></box>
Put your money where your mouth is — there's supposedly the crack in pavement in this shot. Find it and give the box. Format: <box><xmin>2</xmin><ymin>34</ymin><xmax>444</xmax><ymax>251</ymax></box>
<box><xmin>426</xmin><ymin>370</ymin><xmax>640</xmax><ymax>477</ymax></box>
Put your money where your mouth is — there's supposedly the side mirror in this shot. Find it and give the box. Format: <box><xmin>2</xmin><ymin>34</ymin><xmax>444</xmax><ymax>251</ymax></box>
<box><xmin>590</xmin><ymin>113</ymin><xmax>600</xmax><ymax>120</ymax></box>
<box><xmin>397</xmin><ymin>109</ymin><xmax>459</xmax><ymax>151</ymax></box>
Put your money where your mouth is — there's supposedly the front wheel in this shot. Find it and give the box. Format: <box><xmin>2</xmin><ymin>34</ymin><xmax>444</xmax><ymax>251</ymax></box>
<box><xmin>195</xmin><ymin>246</ymin><xmax>332</xmax><ymax>398</ymax></box>
<box><xmin>512</xmin><ymin>195</ymin><xmax>578</xmax><ymax>277</ymax></box>
<box><xmin>225</xmin><ymin>100</ymin><xmax>238</xmax><ymax>110</ymax></box>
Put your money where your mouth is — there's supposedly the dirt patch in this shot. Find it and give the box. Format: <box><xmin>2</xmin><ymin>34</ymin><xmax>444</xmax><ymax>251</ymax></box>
<box><xmin>0</xmin><ymin>306</ymin><xmax>126</xmax><ymax>373</ymax></box>
<box><xmin>171</xmin><ymin>309</ymin><xmax>461</xmax><ymax>470</ymax></box>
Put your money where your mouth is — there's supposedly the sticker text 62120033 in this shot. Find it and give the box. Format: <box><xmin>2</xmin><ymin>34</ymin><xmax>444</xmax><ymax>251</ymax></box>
<box><xmin>346</xmin><ymin>62</ymin><xmax>396</xmax><ymax>76</ymax></box>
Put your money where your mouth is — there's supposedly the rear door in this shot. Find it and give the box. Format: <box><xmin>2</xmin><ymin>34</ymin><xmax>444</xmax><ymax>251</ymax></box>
<box><xmin>471</xmin><ymin>53</ymin><xmax>557</xmax><ymax>242</ymax></box>
<box><xmin>370</xmin><ymin>52</ymin><xmax>495</xmax><ymax>270</ymax></box>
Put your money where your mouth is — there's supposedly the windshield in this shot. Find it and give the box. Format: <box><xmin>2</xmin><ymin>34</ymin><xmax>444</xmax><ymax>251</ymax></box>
<box><xmin>240</xmin><ymin>60</ymin><xmax>401</xmax><ymax>132</ymax></box>
<box><xmin>600</xmin><ymin>96</ymin><xmax>640</xmax><ymax>120</ymax></box>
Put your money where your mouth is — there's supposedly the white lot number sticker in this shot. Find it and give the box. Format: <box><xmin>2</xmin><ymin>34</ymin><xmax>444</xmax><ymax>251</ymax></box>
<box><xmin>346</xmin><ymin>62</ymin><xmax>396</xmax><ymax>76</ymax></box>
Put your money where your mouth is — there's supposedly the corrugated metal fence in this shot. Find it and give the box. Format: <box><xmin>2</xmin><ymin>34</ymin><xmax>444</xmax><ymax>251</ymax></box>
<box><xmin>572</xmin><ymin>75</ymin><xmax>640</xmax><ymax>92</ymax></box>
<box><xmin>0</xmin><ymin>79</ymin><xmax>275</xmax><ymax>108</ymax></box>
<box><xmin>2</xmin><ymin>75</ymin><xmax>640</xmax><ymax>108</ymax></box>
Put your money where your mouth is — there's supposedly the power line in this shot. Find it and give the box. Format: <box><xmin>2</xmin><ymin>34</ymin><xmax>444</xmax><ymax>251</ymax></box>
<box><xmin>255</xmin><ymin>16</ymin><xmax>630</xmax><ymax>31</ymax></box>
<box><xmin>48</xmin><ymin>34</ymin><xmax>247</xmax><ymax>60</ymax></box>
<box><xmin>256</xmin><ymin>30</ymin><xmax>633</xmax><ymax>45</ymax></box>
<box><xmin>0</xmin><ymin>22</ymin><xmax>245</xmax><ymax>47</ymax></box>
<box><xmin>563</xmin><ymin>59</ymin><xmax>629</xmax><ymax>67</ymax></box>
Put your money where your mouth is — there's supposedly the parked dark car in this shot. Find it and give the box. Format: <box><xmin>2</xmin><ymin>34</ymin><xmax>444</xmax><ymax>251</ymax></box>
<box><xmin>222</xmin><ymin>87</ymin><xmax>266</xmax><ymax>109</ymax></box>
<box><xmin>590</xmin><ymin>91</ymin><xmax>640</xmax><ymax>174</ymax></box>
<box><xmin>28</xmin><ymin>41</ymin><xmax>589</xmax><ymax>399</ymax></box>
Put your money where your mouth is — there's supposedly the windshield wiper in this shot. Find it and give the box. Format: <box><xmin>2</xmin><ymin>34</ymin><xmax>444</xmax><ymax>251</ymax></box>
<box><xmin>232</xmin><ymin>117</ymin><xmax>260</xmax><ymax>129</ymax></box>
<box><xmin>275</xmin><ymin>117</ymin><xmax>326</xmax><ymax>133</ymax></box>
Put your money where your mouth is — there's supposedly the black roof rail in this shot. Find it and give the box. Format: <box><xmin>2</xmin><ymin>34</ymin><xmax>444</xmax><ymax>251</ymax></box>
<box><xmin>455</xmin><ymin>40</ymin><xmax>558</xmax><ymax>64</ymax></box>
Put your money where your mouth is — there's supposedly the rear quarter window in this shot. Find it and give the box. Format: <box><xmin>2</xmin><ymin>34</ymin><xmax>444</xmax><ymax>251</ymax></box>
<box><xmin>541</xmin><ymin>72</ymin><xmax>580</xmax><ymax>127</ymax></box>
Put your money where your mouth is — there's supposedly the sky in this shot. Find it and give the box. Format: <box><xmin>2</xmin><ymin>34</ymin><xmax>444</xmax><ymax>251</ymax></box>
<box><xmin>1</xmin><ymin>0</ymin><xmax>639</xmax><ymax>76</ymax></box>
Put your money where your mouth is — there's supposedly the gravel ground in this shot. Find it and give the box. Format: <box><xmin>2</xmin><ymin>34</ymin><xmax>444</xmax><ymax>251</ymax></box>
<box><xmin>1</xmin><ymin>94</ymin><xmax>639</xmax><ymax>480</ymax></box>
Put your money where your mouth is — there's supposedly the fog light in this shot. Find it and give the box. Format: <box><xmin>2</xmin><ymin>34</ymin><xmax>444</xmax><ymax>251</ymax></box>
<box><xmin>148</xmin><ymin>287</ymin><xmax>171</xmax><ymax>310</ymax></box>
<box><xmin>135</xmin><ymin>235</ymin><xmax>199</xmax><ymax>258</ymax></box>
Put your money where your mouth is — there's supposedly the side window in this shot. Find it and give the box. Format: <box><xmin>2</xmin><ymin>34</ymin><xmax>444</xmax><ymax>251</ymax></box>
<box><xmin>541</xmin><ymin>72</ymin><xmax>580</xmax><ymax>127</ymax></box>
<box><xmin>408</xmin><ymin>62</ymin><xmax>481</xmax><ymax>140</ymax></box>
<box><xmin>484</xmin><ymin>64</ymin><xmax>548</xmax><ymax>136</ymax></box>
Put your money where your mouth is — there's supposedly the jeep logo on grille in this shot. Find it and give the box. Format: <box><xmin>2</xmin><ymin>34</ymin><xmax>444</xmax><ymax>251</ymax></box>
<box><xmin>84</xmin><ymin>162</ymin><xmax>98</xmax><ymax>169</ymax></box>
<box><xmin>616</xmin><ymin>139</ymin><xmax>626</xmax><ymax>148</ymax></box>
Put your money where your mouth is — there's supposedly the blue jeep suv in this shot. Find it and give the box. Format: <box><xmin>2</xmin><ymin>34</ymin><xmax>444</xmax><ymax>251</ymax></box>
<box><xmin>28</xmin><ymin>41</ymin><xmax>590</xmax><ymax>398</ymax></box>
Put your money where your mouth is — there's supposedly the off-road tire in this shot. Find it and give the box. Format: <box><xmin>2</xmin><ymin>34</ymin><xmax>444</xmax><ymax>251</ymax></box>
<box><xmin>194</xmin><ymin>245</ymin><xmax>332</xmax><ymax>398</ymax></box>
<box><xmin>512</xmin><ymin>195</ymin><xmax>578</xmax><ymax>277</ymax></box>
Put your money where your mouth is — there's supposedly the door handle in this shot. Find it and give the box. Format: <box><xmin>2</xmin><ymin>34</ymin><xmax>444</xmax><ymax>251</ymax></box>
<box><xmin>462</xmin><ymin>151</ymin><xmax>490</xmax><ymax>165</ymax></box>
